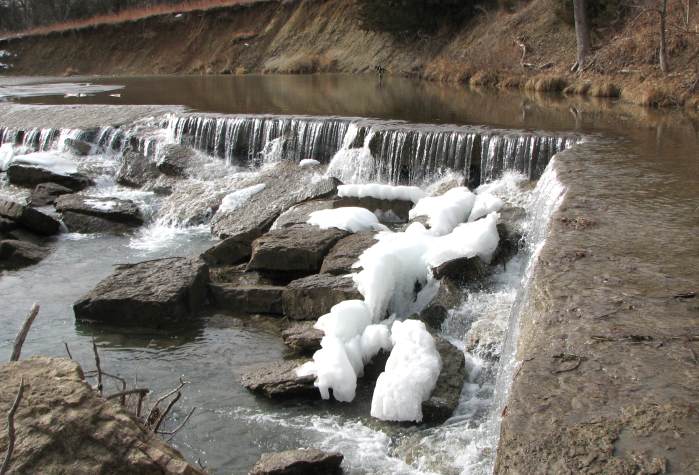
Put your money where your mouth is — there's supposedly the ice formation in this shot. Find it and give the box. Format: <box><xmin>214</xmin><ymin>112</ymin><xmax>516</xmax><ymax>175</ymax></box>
<box><xmin>307</xmin><ymin>207</ymin><xmax>387</xmax><ymax>233</ymax></box>
<box><xmin>299</xmin><ymin>159</ymin><xmax>320</xmax><ymax>168</ymax></box>
<box><xmin>409</xmin><ymin>187</ymin><xmax>475</xmax><ymax>235</ymax></box>
<box><xmin>468</xmin><ymin>192</ymin><xmax>504</xmax><ymax>222</ymax></box>
<box><xmin>8</xmin><ymin>150</ymin><xmax>78</xmax><ymax>175</ymax></box>
<box><xmin>338</xmin><ymin>184</ymin><xmax>426</xmax><ymax>204</ymax></box>
<box><xmin>0</xmin><ymin>143</ymin><xmax>13</xmax><ymax>171</ymax></box>
<box><xmin>371</xmin><ymin>319</ymin><xmax>442</xmax><ymax>422</ymax></box>
<box><xmin>218</xmin><ymin>183</ymin><xmax>266</xmax><ymax>213</ymax></box>
<box><xmin>325</xmin><ymin>124</ymin><xmax>375</xmax><ymax>184</ymax></box>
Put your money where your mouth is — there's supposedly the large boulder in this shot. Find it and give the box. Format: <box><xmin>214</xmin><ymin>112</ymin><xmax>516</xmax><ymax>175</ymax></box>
<box><xmin>116</xmin><ymin>148</ymin><xmax>160</xmax><ymax>188</ymax></box>
<box><xmin>430</xmin><ymin>256</ymin><xmax>486</xmax><ymax>285</ymax></box>
<box><xmin>73</xmin><ymin>257</ymin><xmax>209</xmax><ymax>327</ymax></box>
<box><xmin>320</xmin><ymin>232</ymin><xmax>376</xmax><ymax>275</ymax></box>
<box><xmin>0</xmin><ymin>198</ymin><xmax>60</xmax><ymax>236</ymax></box>
<box><xmin>422</xmin><ymin>337</ymin><xmax>466</xmax><ymax>424</ymax></box>
<box><xmin>0</xmin><ymin>239</ymin><xmax>49</xmax><ymax>270</ymax></box>
<box><xmin>250</xmin><ymin>448</ymin><xmax>343</xmax><ymax>475</ymax></box>
<box><xmin>333</xmin><ymin>196</ymin><xmax>412</xmax><ymax>223</ymax></box>
<box><xmin>0</xmin><ymin>357</ymin><xmax>205</xmax><ymax>475</ymax></box>
<box><xmin>282</xmin><ymin>273</ymin><xmax>361</xmax><ymax>321</ymax></box>
<box><xmin>247</xmin><ymin>225</ymin><xmax>348</xmax><ymax>277</ymax></box>
<box><xmin>271</xmin><ymin>200</ymin><xmax>338</xmax><ymax>230</ymax></box>
<box><xmin>156</xmin><ymin>144</ymin><xmax>195</xmax><ymax>177</ymax></box>
<box><xmin>55</xmin><ymin>195</ymin><xmax>144</xmax><ymax>234</ymax></box>
<box><xmin>29</xmin><ymin>182</ymin><xmax>74</xmax><ymax>207</ymax></box>
<box><xmin>201</xmin><ymin>235</ymin><xmax>251</xmax><ymax>266</ymax></box>
<box><xmin>240</xmin><ymin>359</ymin><xmax>317</xmax><ymax>399</ymax></box>
<box><xmin>209</xmin><ymin>283</ymin><xmax>285</xmax><ymax>315</ymax></box>
<box><xmin>64</xmin><ymin>138</ymin><xmax>93</xmax><ymax>156</ymax></box>
<box><xmin>6</xmin><ymin>163</ymin><xmax>92</xmax><ymax>191</ymax></box>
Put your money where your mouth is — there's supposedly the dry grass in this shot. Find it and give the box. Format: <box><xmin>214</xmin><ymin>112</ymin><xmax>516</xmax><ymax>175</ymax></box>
<box><xmin>524</xmin><ymin>75</ymin><xmax>568</xmax><ymax>92</ymax></box>
<box><xmin>624</xmin><ymin>85</ymin><xmax>682</xmax><ymax>108</ymax></box>
<box><xmin>499</xmin><ymin>75</ymin><xmax>525</xmax><ymax>89</ymax></box>
<box><xmin>469</xmin><ymin>70</ymin><xmax>500</xmax><ymax>88</ymax></box>
<box><xmin>588</xmin><ymin>82</ymin><xmax>621</xmax><ymax>98</ymax></box>
<box><xmin>563</xmin><ymin>81</ymin><xmax>591</xmax><ymax>96</ymax></box>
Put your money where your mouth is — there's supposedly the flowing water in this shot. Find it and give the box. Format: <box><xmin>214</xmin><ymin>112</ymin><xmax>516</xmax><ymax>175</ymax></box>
<box><xmin>0</xmin><ymin>74</ymin><xmax>697</xmax><ymax>474</ymax></box>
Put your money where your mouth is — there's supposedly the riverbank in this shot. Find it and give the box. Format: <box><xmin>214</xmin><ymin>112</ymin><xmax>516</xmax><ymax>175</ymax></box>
<box><xmin>1</xmin><ymin>0</ymin><xmax>697</xmax><ymax>111</ymax></box>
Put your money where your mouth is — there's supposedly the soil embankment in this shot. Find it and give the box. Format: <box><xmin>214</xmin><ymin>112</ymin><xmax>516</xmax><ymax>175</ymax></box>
<box><xmin>1</xmin><ymin>0</ymin><xmax>698</xmax><ymax>110</ymax></box>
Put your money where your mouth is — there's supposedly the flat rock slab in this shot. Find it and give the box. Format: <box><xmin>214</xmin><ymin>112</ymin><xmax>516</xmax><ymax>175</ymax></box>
<box><xmin>28</xmin><ymin>182</ymin><xmax>74</xmax><ymax>207</ymax></box>
<box><xmin>248</xmin><ymin>225</ymin><xmax>348</xmax><ymax>276</ymax></box>
<box><xmin>6</xmin><ymin>163</ymin><xmax>92</xmax><ymax>191</ymax></box>
<box><xmin>241</xmin><ymin>359</ymin><xmax>317</xmax><ymax>399</ymax></box>
<box><xmin>0</xmin><ymin>198</ymin><xmax>60</xmax><ymax>236</ymax></box>
<box><xmin>282</xmin><ymin>322</ymin><xmax>324</xmax><ymax>354</ymax></box>
<box><xmin>422</xmin><ymin>337</ymin><xmax>466</xmax><ymax>424</ymax></box>
<box><xmin>250</xmin><ymin>448</ymin><xmax>343</xmax><ymax>475</ymax></box>
<box><xmin>282</xmin><ymin>273</ymin><xmax>361</xmax><ymax>321</ymax></box>
<box><xmin>320</xmin><ymin>231</ymin><xmax>377</xmax><ymax>275</ymax></box>
<box><xmin>0</xmin><ymin>357</ymin><xmax>204</xmax><ymax>475</ymax></box>
<box><xmin>56</xmin><ymin>194</ymin><xmax>143</xmax><ymax>233</ymax></box>
<box><xmin>0</xmin><ymin>239</ymin><xmax>49</xmax><ymax>270</ymax></box>
<box><xmin>209</xmin><ymin>283</ymin><xmax>285</xmax><ymax>315</ymax></box>
<box><xmin>334</xmin><ymin>196</ymin><xmax>412</xmax><ymax>223</ymax></box>
<box><xmin>73</xmin><ymin>257</ymin><xmax>209</xmax><ymax>327</ymax></box>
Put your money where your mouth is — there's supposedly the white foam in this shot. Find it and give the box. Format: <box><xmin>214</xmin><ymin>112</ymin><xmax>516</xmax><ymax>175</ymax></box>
<box><xmin>308</xmin><ymin>207</ymin><xmax>387</xmax><ymax>233</ymax></box>
<box><xmin>338</xmin><ymin>184</ymin><xmax>425</xmax><ymax>204</ymax></box>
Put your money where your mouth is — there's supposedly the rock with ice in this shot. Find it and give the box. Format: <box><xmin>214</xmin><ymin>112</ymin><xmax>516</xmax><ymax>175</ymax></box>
<box><xmin>468</xmin><ymin>192</ymin><xmax>504</xmax><ymax>222</ymax></box>
<box><xmin>7</xmin><ymin>150</ymin><xmax>78</xmax><ymax>175</ymax></box>
<box><xmin>219</xmin><ymin>183</ymin><xmax>266</xmax><ymax>213</ymax></box>
<box><xmin>409</xmin><ymin>187</ymin><xmax>475</xmax><ymax>236</ymax></box>
<box><xmin>308</xmin><ymin>207</ymin><xmax>386</xmax><ymax>233</ymax></box>
<box><xmin>425</xmin><ymin>212</ymin><xmax>500</xmax><ymax>267</ymax></box>
<box><xmin>371</xmin><ymin>319</ymin><xmax>442</xmax><ymax>422</ymax></box>
<box><xmin>338</xmin><ymin>184</ymin><xmax>425</xmax><ymax>204</ymax></box>
<box><xmin>299</xmin><ymin>159</ymin><xmax>320</xmax><ymax>168</ymax></box>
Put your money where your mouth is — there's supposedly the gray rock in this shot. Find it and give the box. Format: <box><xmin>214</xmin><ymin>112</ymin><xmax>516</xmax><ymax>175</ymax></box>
<box><xmin>418</xmin><ymin>279</ymin><xmax>463</xmax><ymax>330</ymax></box>
<box><xmin>250</xmin><ymin>448</ymin><xmax>343</xmax><ymax>475</ymax></box>
<box><xmin>201</xmin><ymin>235</ymin><xmax>251</xmax><ymax>266</ymax></box>
<box><xmin>116</xmin><ymin>148</ymin><xmax>160</xmax><ymax>188</ymax></box>
<box><xmin>422</xmin><ymin>336</ymin><xmax>466</xmax><ymax>424</ymax></box>
<box><xmin>29</xmin><ymin>182</ymin><xmax>74</xmax><ymax>207</ymax></box>
<box><xmin>282</xmin><ymin>322</ymin><xmax>324</xmax><ymax>354</ymax></box>
<box><xmin>64</xmin><ymin>138</ymin><xmax>92</xmax><ymax>156</ymax></box>
<box><xmin>156</xmin><ymin>144</ymin><xmax>195</xmax><ymax>177</ymax></box>
<box><xmin>0</xmin><ymin>198</ymin><xmax>61</xmax><ymax>236</ymax></box>
<box><xmin>0</xmin><ymin>239</ymin><xmax>49</xmax><ymax>270</ymax></box>
<box><xmin>55</xmin><ymin>194</ymin><xmax>143</xmax><ymax>233</ymax></box>
<box><xmin>320</xmin><ymin>232</ymin><xmax>376</xmax><ymax>275</ymax></box>
<box><xmin>491</xmin><ymin>222</ymin><xmax>523</xmax><ymax>268</ymax></box>
<box><xmin>0</xmin><ymin>216</ymin><xmax>18</xmax><ymax>233</ymax></box>
<box><xmin>73</xmin><ymin>257</ymin><xmax>209</xmax><ymax>327</ymax></box>
<box><xmin>431</xmin><ymin>256</ymin><xmax>486</xmax><ymax>284</ymax></box>
<box><xmin>6</xmin><ymin>163</ymin><xmax>93</xmax><ymax>191</ymax></box>
<box><xmin>247</xmin><ymin>225</ymin><xmax>348</xmax><ymax>277</ymax></box>
<box><xmin>209</xmin><ymin>264</ymin><xmax>274</xmax><ymax>286</ymax></box>
<box><xmin>334</xmin><ymin>195</ymin><xmax>412</xmax><ymax>223</ymax></box>
<box><xmin>272</xmin><ymin>200</ymin><xmax>338</xmax><ymax>229</ymax></box>
<box><xmin>241</xmin><ymin>359</ymin><xmax>317</xmax><ymax>399</ymax></box>
<box><xmin>209</xmin><ymin>283</ymin><xmax>285</xmax><ymax>315</ymax></box>
<box><xmin>282</xmin><ymin>273</ymin><xmax>361</xmax><ymax>321</ymax></box>
<box><xmin>0</xmin><ymin>357</ymin><xmax>205</xmax><ymax>475</ymax></box>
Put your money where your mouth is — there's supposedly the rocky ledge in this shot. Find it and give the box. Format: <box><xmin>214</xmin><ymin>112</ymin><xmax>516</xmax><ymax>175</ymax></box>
<box><xmin>249</xmin><ymin>448</ymin><xmax>343</xmax><ymax>475</ymax></box>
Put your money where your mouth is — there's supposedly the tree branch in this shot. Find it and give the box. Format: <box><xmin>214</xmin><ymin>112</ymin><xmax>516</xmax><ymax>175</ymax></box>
<box><xmin>10</xmin><ymin>304</ymin><xmax>40</xmax><ymax>362</ymax></box>
<box><xmin>0</xmin><ymin>379</ymin><xmax>25</xmax><ymax>475</ymax></box>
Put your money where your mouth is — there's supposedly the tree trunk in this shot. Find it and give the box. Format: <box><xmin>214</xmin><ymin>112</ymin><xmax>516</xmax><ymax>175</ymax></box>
<box><xmin>573</xmin><ymin>0</ymin><xmax>591</xmax><ymax>71</ymax></box>
<box><xmin>659</xmin><ymin>0</ymin><xmax>669</xmax><ymax>74</ymax></box>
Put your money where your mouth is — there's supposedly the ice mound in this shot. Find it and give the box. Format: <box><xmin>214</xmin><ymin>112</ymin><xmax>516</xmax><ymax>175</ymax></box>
<box><xmin>425</xmin><ymin>212</ymin><xmax>501</xmax><ymax>267</ymax></box>
<box><xmin>409</xmin><ymin>187</ymin><xmax>475</xmax><ymax>235</ymax></box>
<box><xmin>308</xmin><ymin>207</ymin><xmax>387</xmax><ymax>233</ymax></box>
<box><xmin>218</xmin><ymin>183</ymin><xmax>266</xmax><ymax>213</ymax></box>
<box><xmin>0</xmin><ymin>143</ymin><xmax>13</xmax><ymax>171</ymax></box>
<box><xmin>468</xmin><ymin>192</ymin><xmax>504</xmax><ymax>222</ymax></box>
<box><xmin>371</xmin><ymin>319</ymin><xmax>441</xmax><ymax>422</ymax></box>
<box><xmin>299</xmin><ymin>159</ymin><xmax>321</xmax><ymax>168</ymax></box>
<box><xmin>338</xmin><ymin>184</ymin><xmax>426</xmax><ymax>204</ymax></box>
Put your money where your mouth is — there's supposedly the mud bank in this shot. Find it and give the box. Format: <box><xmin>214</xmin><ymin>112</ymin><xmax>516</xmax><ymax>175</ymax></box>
<box><xmin>495</xmin><ymin>145</ymin><xmax>699</xmax><ymax>473</ymax></box>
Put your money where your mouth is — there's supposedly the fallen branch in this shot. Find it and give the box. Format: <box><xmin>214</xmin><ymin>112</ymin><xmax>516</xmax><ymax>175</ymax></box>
<box><xmin>146</xmin><ymin>378</ymin><xmax>188</xmax><ymax>429</ymax></box>
<box><xmin>161</xmin><ymin>407</ymin><xmax>196</xmax><ymax>441</ymax></box>
<box><xmin>63</xmin><ymin>342</ymin><xmax>72</xmax><ymax>360</ymax></box>
<box><xmin>152</xmin><ymin>391</ymin><xmax>181</xmax><ymax>433</ymax></box>
<box><xmin>10</xmin><ymin>304</ymin><xmax>40</xmax><ymax>362</ymax></box>
<box><xmin>0</xmin><ymin>379</ymin><xmax>25</xmax><ymax>475</ymax></box>
<box><xmin>92</xmin><ymin>338</ymin><xmax>103</xmax><ymax>396</ymax></box>
<box><xmin>105</xmin><ymin>388</ymin><xmax>150</xmax><ymax>400</ymax></box>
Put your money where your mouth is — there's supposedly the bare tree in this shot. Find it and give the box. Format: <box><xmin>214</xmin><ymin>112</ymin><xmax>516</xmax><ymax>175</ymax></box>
<box><xmin>658</xmin><ymin>0</ymin><xmax>669</xmax><ymax>73</ymax></box>
<box><xmin>572</xmin><ymin>0</ymin><xmax>592</xmax><ymax>72</ymax></box>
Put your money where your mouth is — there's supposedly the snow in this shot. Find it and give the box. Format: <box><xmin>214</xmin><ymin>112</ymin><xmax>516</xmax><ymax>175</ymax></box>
<box><xmin>299</xmin><ymin>159</ymin><xmax>320</xmax><ymax>168</ymax></box>
<box><xmin>468</xmin><ymin>192</ymin><xmax>504</xmax><ymax>222</ymax></box>
<box><xmin>338</xmin><ymin>184</ymin><xmax>426</xmax><ymax>204</ymax></box>
<box><xmin>371</xmin><ymin>319</ymin><xmax>441</xmax><ymax>422</ymax></box>
<box><xmin>218</xmin><ymin>183</ymin><xmax>265</xmax><ymax>213</ymax></box>
<box><xmin>8</xmin><ymin>150</ymin><xmax>78</xmax><ymax>175</ymax></box>
<box><xmin>409</xmin><ymin>187</ymin><xmax>475</xmax><ymax>236</ymax></box>
<box><xmin>308</xmin><ymin>207</ymin><xmax>387</xmax><ymax>233</ymax></box>
<box><xmin>0</xmin><ymin>143</ymin><xmax>13</xmax><ymax>171</ymax></box>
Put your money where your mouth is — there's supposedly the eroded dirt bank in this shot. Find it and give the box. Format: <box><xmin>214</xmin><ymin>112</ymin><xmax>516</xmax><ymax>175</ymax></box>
<box><xmin>495</xmin><ymin>143</ymin><xmax>699</xmax><ymax>473</ymax></box>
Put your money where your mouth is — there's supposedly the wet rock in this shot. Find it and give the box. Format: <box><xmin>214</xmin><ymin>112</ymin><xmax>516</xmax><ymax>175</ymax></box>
<box><xmin>282</xmin><ymin>273</ymin><xmax>361</xmax><ymax>321</ymax></box>
<box><xmin>282</xmin><ymin>322</ymin><xmax>324</xmax><ymax>354</ymax></box>
<box><xmin>0</xmin><ymin>216</ymin><xmax>18</xmax><ymax>233</ymax></box>
<box><xmin>201</xmin><ymin>235</ymin><xmax>252</xmax><ymax>266</ymax></box>
<box><xmin>271</xmin><ymin>200</ymin><xmax>338</xmax><ymax>229</ymax></box>
<box><xmin>422</xmin><ymin>336</ymin><xmax>466</xmax><ymax>424</ymax></box>
<box><xmin>73</xmin><ymin>257</ymin><xmax>209</xmax><ymax>327</ymax></box>
<box><xmin>64</xmin><ymin>137</ymin><xmax>92</xmax><ymax>156</ymax></box>
<box><xmin>6</xmin><ymin>163</ymin><xmax>93</xmax><ymax>191</ymax></box>
<box><xmin>156</xmin><ymin>144</ymin><xmax>194</xmax><ymax>177</ymax></box>
<box><xmin>116</xmin><ymin>148</ymin><xmax>160</xmax><ymax>188</ymax></box>
<box><xmin>29</xmin><ymin>182</ymin><xmax>74</xmax><ymax>207</ymax></box>
<box><xmin>0</xmin><ymin>198</ymin><xmax>60</xmax><ymax>236</ymax></box>
<box><xmin>320</xmin><ymin>232</ymin><xmax>377</xmax><ymax>275</ymax></box>
<box><xmin>241</xmin><ymin>359</ymin><xmax>317</xmax><ymax>399</ymax></box>
<box><xmin>0</xmin><ymin>239</ymin><xmax>49</xmax><ymax>270</ymax></box>
<box><xmin>55</xmin><ymin>195</ymin><xmax>144</xmax><ymax>233</ymax></box>
<box><xmin>334</xmin><ymin>195</ymin><xmax>412</xmax><ymax>223</ymax></box>
<box><xmin>491</xmin><ymin>222</ymin><xmax>523</xmax><ymax>268</ymax></box>
<box><xmin>250</xmin><ymin>448</ymin><xmax>343</xmax><ymax>475</ymax></box>
<box><xmin>209</xmin><ymin>283</ymin><xmax>285</xmax><ymax>315</ymax></box>
<box><xmin>0</xmin><ymin>357</ymin><xmax>205</xmax><ymax>475</ymax></box>
<box><xmin>247</xmin><ymin>225</ymin><xmax>348</xmax><ymax>277</ymax></box>
<box><xmin>418</xmin><ymin>279</ymin><xmax>463</xmax><ymax>330</ymax></box>
<box><xmin>209</xmin><ymin>263</ymin><xmax>274</xmax><ymax>286</ymax></box>
<box><xmin>431</xmin><ymin>256</ymin><xmax>486</xmax><ymax>285</ymax></box>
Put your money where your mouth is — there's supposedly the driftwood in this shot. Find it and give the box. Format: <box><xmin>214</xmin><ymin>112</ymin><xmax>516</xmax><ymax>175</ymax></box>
<box><xmin>9</xmin><ymin>304</ymin><xmax>40</xmax><ymax>362</ymax></box>
<box><xmin>0</xmin><ymin>379</ymin><xmax>25</xmax><ymax>475</ymax></box>
<box><xmin>92</xmin><ymin>338</ymin><xmax>103</xmax><ymax>396</ymax></box>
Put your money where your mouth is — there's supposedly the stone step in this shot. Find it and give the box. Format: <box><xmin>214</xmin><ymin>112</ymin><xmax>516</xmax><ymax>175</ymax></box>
<box><xmin>209</xmin><ymin>282</ymin><xmax>285</xmax><ymax>315</ymax></box>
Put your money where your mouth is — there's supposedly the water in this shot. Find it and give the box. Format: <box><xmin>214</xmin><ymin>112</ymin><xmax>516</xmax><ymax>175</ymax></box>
<box><xmin>0</xmin><ymin>74</ymin><xmax>697</xmax><ymax>474</ymax></box>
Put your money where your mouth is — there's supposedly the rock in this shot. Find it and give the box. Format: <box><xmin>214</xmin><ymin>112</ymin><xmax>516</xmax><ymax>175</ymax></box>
<box><xmin>0</xmin><ymin>239</ymin><xmax>49</xmax><ymax>270</ymax></box>
<box><xmin>209</xmin><ymin>264</ymin><xmax>274</xmax><ymax>286</ymax></box>
<box><xmin>431</xmin><ymin>256</ymin><xmax>486</xmax><ymax>285</ymax></box>
<box><xmin>0</xmin><ymin>357</ymin><xmax>205</xmax><ymax>475</ymax></box>
<box><xmin>422</xmin><ymin>337</ymin><xmax>466</xmax><ymax>424</ymax></box>
<box><xmin>0</xmin><ymin>216</ymin><xmax>18</xmax><ymax>233</ymax></box>
<box><xmin>64</xmin><ymin>137</ymin><xmax>92</xmax><ymax>156</ymax></box>
<box><xmin>156</xmin><ymin>144</ymin><xmax>195</xmax><ymax>177</ymax></box>
<box><xmin>282</xmin><ymin>322</ymin><xmax>324</xmax><ymax>354</ymax></box>
<box><xmin>55</xmin><ymin>195</ymin><xmax>144</xmax><ymax>233</ymax></box>
<box><xmin>334</xmin><ymin>195</ymin><xmax>412</xmax><ymax>223</ymax></box>
<box><xmin>250</xmin><ymin>448</ymin><xmax>343</xmax><ymax>475</ymax></box>
<box><xmin>282</xmin><ymin>273</ymin><xmax>361</xmax><ymax>321</ymax></box>
<box><xmin>116</xmin><ymin>148</ymin><xmax>160</xmax><ymax>188</ymax></box>
<box><xmin>201</xmin><ymin>235</ymin><xmax>251</xmax><ymax>266</ymax></box>
<box><xmin>73</xmin><ymin>257</ymin><xmax>209</xmax><ymax>327</ymax></box>
<box><xmin>29</xmin><ymin>182</ymin><xmax>73</xmax><ymax>207</ymax></box>
<box><xmin>271</xmin><ymin>200</ymin><xmax>338</xmax><ymax>229</ymax></box>
<box><xmin>0</xmin><ymin>198</ymin><xmax>61</xmax><ymax>236</ymax></box>
<box><xmin>492</xmin><ymin>222</ymin><xmax>523</xmax><ymax>268</ymax></box>
<box><xmin>247</xmin><ymin>225</ymin><xmax>348</xmax><ymax>277</ymax></box>
<box><xmin>209</xmin><ymin>283</ymin><xmax>285</xmax><ymax>315</ymax></box>
<box><xmin>241</xmin><ymin>359</ymin><xmax>317</xmax><ymax>399</ymax></box>
<box><xmin>320</xmin><ymin>232</ymin><xmax>376</xmax><ymax>275</ymax></box>
<box><xmin>6</xmin><ymin>163</ymin><xmax>92</xmax><ymax>191</ymax></box>
<box><xmin>418</xmin><ymin>279</ymin><xmax>463</xmax><ymax>330</ymax></box>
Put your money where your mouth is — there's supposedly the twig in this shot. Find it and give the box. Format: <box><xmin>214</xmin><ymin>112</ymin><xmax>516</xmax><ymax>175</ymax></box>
<box><xmin>105</xmin><ymin>388</ymin><xmax>150</xmax><ymax>400</ymax></box>
<box><xmin>146</xmin><ymin>377</ymin><xmax>187</xmax><ymax>425</ymax></box>
<box><xmin>10</xmin><ymin>304</ymin><xmax>40</xmax><ymax>362</ymax></box>
<box><xmin>160</xmin><ymin>407</ymin><xmax>196</xmax><ymax>441</ymax></box>
<box><xmin>551</xmin><ymin>353</ymin><xmax>587</xmax><ymax>374</ymax></box>
<box><xmin>92</xmin><ymin>338</ymin><xmax>103</xmax><ymax>396</ymax></box>
<box><xmin>63</xmin><ymin>342</ymin><xmax>72</xmax><ymax>360</ymax></box>
<box><xmin>1</xmin><ymin>379</ymin><xmax>25</xmax><ymax>475</ymax></box>
<box><xmin>152</xmin><ymin>391</ymin><xmax>181</xmax><ymax>433</ymax></box>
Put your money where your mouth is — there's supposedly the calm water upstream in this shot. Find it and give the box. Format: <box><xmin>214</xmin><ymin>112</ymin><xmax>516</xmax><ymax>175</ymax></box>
<box><xmin>0</xmin><ymin>74</ymin><xmax>697</xmax><ymax>474</ymax></box>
